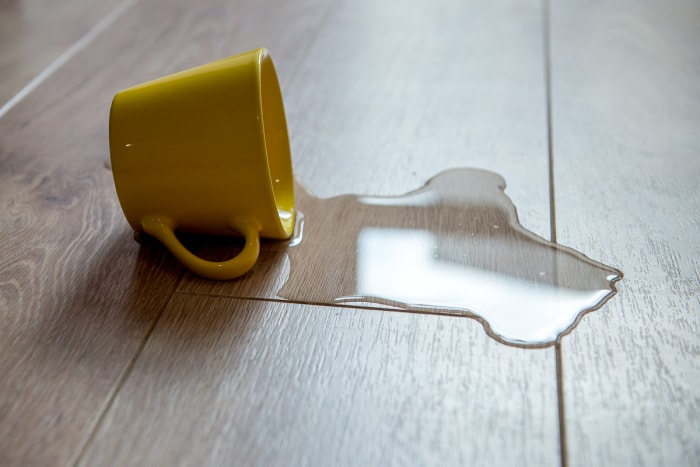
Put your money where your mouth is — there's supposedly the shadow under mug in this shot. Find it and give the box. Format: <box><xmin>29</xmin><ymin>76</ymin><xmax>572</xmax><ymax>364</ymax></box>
<box><xmin>109</xmin><ymin>48</ymin><xmax>295</xmax><ymax>280</ymax></box>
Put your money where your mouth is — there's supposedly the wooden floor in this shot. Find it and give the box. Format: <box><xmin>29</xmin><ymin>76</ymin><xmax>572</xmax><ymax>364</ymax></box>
<box><xmin>1</xmin><ymin>0</ymin><xmax>698</xmax><ymax>465</ymax></box>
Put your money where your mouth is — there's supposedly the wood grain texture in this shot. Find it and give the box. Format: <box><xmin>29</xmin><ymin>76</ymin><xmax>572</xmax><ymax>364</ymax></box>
<box><xmin>178</xmin><ymin>0</ymin><xmax>554</xmax><ymax>303</ymax></box>
<box><xmin>0</xmin><ymin>0</ymin><xmax>123</xmax><ymax>108</ymax></box>
<box><xmin>80</xmin><ymin>294</ymin><xmax>559</xmax><ymax>467</ymax></box>
<box><xmin>0</xmin><ymin>0</ymin><xmax>379</xmax><ymax>464</ymax></box>
<box><xmin>78</xmin><ymin>0</ymin><xmax>564</xmax><ymax>465</ymax></box>
<box><xmin>0</xmin><ymin>0</ymin><xmax>333</xmax><ymax>463</ymax></box>
<box><xmin>549</xmin><ymin>0</ymin><xmax>700</xmax><ymax>465</ymax></box>
<box><xmin>12</xmin><ymin>0</ymin><xmax>687</xmax><ymax>463</ymax></box>
<box><xmin>0</xmin><ymin>115</ymin><xmax>184</xmax><ymax>463</ymax></box>
<box><xmin>0</xmin><ymin>0</ymin><xmax>192</xmax><ymax>458</ymax></box>
<box><xmin>0</xmin><ymin>7</ymin><xmax>189</xmax><ymax>462</ymax></box>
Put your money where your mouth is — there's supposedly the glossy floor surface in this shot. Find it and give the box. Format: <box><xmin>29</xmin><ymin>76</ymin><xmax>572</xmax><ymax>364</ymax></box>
<box><xmin>1</xmin><ymin>0</ymin><xmax>698</xmax><ymax>465</ymax></box>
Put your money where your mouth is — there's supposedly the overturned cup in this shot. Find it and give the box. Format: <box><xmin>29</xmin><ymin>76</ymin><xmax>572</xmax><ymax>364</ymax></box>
<box><xmin>109</xmin><ymin>48</ymin><xmax>295</xmax><ymax>279</ymax></box>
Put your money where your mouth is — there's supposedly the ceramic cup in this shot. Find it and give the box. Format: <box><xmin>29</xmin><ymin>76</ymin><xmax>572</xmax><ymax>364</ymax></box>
<box><xmin>109</xmin><ymin>48</ymin><xmax>295</xmax><ymax>280</ymax></box>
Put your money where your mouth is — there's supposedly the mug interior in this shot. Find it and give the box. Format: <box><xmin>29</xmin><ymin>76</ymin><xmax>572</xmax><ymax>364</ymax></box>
<box><xmin>259</xmin><ymin>52</ymin><xmax>295</xmax><ymax>237</ymax></box>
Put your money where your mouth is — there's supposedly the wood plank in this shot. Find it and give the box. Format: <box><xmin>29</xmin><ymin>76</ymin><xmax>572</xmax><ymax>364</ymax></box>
<box><xmin>0</xmin><ymin>0</ymin><xmax>335</xmax><ymax>464</ymax></box>
<box><xmin>80</xmin><ymin>294</ymin><xmax>560</xmax><ymax>466</ymax></box>
<box><xmin>0</xmin><ymin>230</ymin><xmax>182</xmax><ymax>466</ymax></box>
<box><xmin>80</xmin><ymin>0</ymin><xmax>563</xmax><ymax>464</ymax></box>
<box><xmin>0</xmin><ymin>29</ymin><xmax>183</xmax><ymax>467</ymax></box>
<box><xmin>549</xmin><ymin>0</ymin><xmax>700</xmax><ymax>465</ymax></box>
<box><xmin>0</xmin><ymin>75</ymin><xmax>184</xmax><ymax>463</ymax></box>
<box><xmin>178</xmin><ymin>0</ymin><xmax>555</xmax><ymax>305</ymax></box>
<box><xmin>0</xmin><ymin>0</ymin><xmax>124</xmax><ymax>110</ymax></box>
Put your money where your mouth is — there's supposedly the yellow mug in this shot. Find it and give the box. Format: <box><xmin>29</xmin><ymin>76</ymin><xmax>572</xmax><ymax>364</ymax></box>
<box><xmin>109</xmin><ymin>48</ymin><xmax>295</xmax><ymax>280</ymax></box>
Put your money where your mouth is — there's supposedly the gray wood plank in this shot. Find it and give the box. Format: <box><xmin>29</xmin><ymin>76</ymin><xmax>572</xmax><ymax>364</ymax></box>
<box><xmin>0</xmin><ymin>0</ymin><xmax>124</xmax><ymax>111</ymax></box>
<box><xmin>549</xmin><ymin>0</ymin><xmax>700</xmax><ymax>465</ymax></box>
<box><xmin>80</xmin><ymin>0</ymin><xmax>563</xmax><ymax>465</ymax></box>
<box><xmin>80</xmin><ymin>294</ymin><xmax>560</xmax><ymax>467</ymax></box>
<box><xmin>0</xmin><ymin>0</ymin><xmax>335</xmax><ymax>464</ymax></box>
<box><xmin>178</xmin><ymin>0</ymin><xmax>555</xmax><ymax>309</ymax></box>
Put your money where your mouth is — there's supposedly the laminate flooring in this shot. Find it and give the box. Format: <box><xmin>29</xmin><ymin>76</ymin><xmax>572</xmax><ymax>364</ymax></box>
<box><xmin>0</xmin><ymin>0</ymin><xmax>697</xmax><ymax>465</ymax></box>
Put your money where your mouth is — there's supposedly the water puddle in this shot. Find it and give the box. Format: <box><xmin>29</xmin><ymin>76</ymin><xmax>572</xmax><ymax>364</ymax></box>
<box><xmin>278</xmin><ymin>168</ymin><xmax>622</xmax><ymax>347</ymax></box>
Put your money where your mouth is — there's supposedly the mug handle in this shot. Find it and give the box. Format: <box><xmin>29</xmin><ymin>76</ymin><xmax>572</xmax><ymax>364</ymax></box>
<box><xmin>141</xmin><ymin>216</ymin><xmax>260</xmax><ymax>280</ymax></box>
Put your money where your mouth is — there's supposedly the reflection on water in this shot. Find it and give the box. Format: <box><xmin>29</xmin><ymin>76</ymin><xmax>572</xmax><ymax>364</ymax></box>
<box><xmin>279</xmin><ymin>169</ymin><xmax>622</xmax><ymax>347</ymax></box>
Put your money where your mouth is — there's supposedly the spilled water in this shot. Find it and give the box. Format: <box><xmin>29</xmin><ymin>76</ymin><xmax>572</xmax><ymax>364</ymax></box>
<box><xmin>278</xmin><ymin>168</ymin><xmax>622</xmax><ymax>347</ymax></box>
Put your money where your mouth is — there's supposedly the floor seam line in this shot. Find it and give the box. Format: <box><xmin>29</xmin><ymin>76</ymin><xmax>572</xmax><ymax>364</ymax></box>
<box><xmin>68</xmin><ymin>270</ymin><xmax>185</xmax><ymax>466</ymax></box>
<box><xmin>0</xmin><ymin>0</ymin><xmax>138</xmax><ymax>120</ymax></box>
<box><xmin>555</xmin><ymin>343</ymin><xmax>569</xmax><ymax>467</ymax></box>
<box><xmin>542</xmin><ymin>0</ymin><xmax>569</xmax><ymax>465</ymax></box>
<box><xmin>170</xmin><ymin>291</ymin><xmax>561</xmax><ymax>349</ymax></box>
